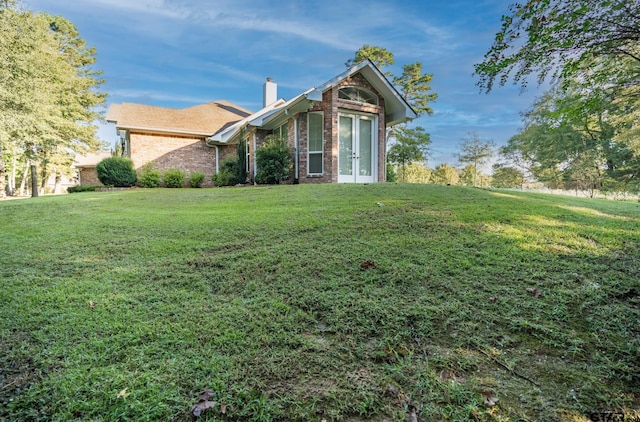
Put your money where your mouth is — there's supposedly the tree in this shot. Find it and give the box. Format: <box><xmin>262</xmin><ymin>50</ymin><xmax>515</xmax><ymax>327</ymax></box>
<box><xmin>474</xmin><ymin>0</ymin><xmax>640</xmax><ymax>93</ymax></box>
<box><xmin>501</xmin><ymin>84</ymin><xmax>640</xmax><ymax>193</ymax></box>
<box><xmin>386</xmin><ymin>126</ymin><xmax>431</xmax><ymax>181</ymax></box>
<box><xmin>491</xmin><ymin>165</ymin><xmax>524</xmax><ymax>189</ymax></box>
<box><xmin>455</xmin><ymin>132</ymin><xmax>494</xmax><ymax>187</ymax></box>
<box><xmin>395</xmin><ymin>162</ymin><xmax>432</xmax><ymax>184</ymax></box>
<box><xmin>237</xmin><ymin>135</ymin><xmax>247</xmax><ymax>184</ymax></box>
<box><xmin>0</xmin><ymin>2</ymin><xmax>106</xmax><ymax>197</ymax></box>
<box><xmin>458</xmin><ymin>165</ymin><xmax>476</xmax><ymax>187</ymax></box>
<box><xmin>431</xmin><ymin>163</ymin><xmax>459</xmax><ymax>185</ymax></box>
<box><xmin>345</xmin><ymin>45</ymin><xmax>394</xmax><ymax>74</ymax></box>
<box><xmin>347</xmin><ymin>45</ymin><xmax>437</xmax><ymax>117</ymax></box>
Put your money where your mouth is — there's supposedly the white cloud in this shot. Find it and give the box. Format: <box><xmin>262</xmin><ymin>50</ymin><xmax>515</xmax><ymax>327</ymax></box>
<box><xmin>77</xmin><ymin>0</ymin><xmax>190</xmax><ymax>19</ymax></box>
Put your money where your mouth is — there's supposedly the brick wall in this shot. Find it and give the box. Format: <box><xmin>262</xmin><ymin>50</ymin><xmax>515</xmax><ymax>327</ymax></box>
<box><xmin>296</xmin><ymin>72</ymin><xmax>386</xmax><ymax>184</ymax></box>
<box><xmin>129</xmin><ymin>132</ymin><xmax>220</xmax><ymax>187</ymax></box>
<box><xmin>79</xmin><ymin>168</ymin><xmax>102</xmax><ymax>186</ymax></box>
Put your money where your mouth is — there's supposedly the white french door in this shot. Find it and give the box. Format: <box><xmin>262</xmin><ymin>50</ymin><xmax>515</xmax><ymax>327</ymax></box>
<box><xmin>338</xmin><ymin>113</ymin><xmax>376</xmax><ymax>183</ymax></box>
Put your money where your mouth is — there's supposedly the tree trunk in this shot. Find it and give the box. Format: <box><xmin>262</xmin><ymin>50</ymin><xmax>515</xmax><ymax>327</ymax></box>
<box><xmin>31</xmin><ymin>164</ymin><xmax>39</xmax><ymax>198</ymax></box>
<box><xmin>8</xmin><ymin>154</ymin><xmax>17</xmax><ymax>196</ymax></box>
<box><xmin>0</xmin><ymin>143</ymin><xmax>5</xmax><ymax>199</ymax></box>
<box><xmin>19</xmin><ymin>162</ymin><xmax>29</xmax><ymax>196</ymax></box>
<box><xmin>54</xmin><ymin>170</ymin><xmax>61</xmax><ymax>194</ymax></box>
<box><xmin>40</xmin><ymin>168</ymin><xmax>48</xmax><ymax>193</ymax></box>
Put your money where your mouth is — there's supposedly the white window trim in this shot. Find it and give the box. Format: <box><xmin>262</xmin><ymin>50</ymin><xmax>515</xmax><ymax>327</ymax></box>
<box><xmin>245</xmin><ymin>138</ymin><xmax>250</xmax><ymax>173</ymax></box>
<box><xmin>338</xmin><ymin>86</ymin><xmax>379</xmax><ymax>106</ymax></box>
<box><xmin>337</xmin><ymin>110</ymin><xmax>378</xmax><ymax>183</ymax></box>
<box><xmin>307</xmin><ymin>112</ymin><xmax>324</xmax><ymax>175</ymax></box>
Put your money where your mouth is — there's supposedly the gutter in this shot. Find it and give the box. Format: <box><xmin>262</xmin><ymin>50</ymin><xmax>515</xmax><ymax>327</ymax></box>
<box><xmin>214</xmin><ymin>145</ymin><xmax>219</xmax><ymax>174</ymax></box>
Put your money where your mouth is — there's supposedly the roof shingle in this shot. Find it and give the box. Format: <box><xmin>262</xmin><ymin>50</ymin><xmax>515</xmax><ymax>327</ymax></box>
<box><xmin>106</xmin><ymin>100</ymin><xmax>253</xmax><ymax>136</ymax></box>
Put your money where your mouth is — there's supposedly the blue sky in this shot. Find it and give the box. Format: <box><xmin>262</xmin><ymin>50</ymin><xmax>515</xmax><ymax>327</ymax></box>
<box><xmin>26</xmin><ymin>0</ymin><xmax>544</xmax><ymax>167</ymax></box>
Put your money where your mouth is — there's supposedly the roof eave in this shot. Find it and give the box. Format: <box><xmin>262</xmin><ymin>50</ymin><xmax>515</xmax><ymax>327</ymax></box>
<box><xmin>114</xmin><ymin>125</ymin><xmax>211</xmax><ymax>137</ymax></box>
<box><xmin>207</xmin><ymin>99</ymin><xmax>287</xmax><ymax>146</ymax></box>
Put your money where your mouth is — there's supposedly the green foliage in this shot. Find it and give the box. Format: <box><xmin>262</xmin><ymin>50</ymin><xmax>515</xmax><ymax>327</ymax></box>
<box><xmin>138</xmin><ymin>163</ymin><xmax>161</xmax><ymax>188</ymax></box>
<box><xmin>188</xmin><ymin>171</ymin><xmax>205</xmax><ymax>188</ymax></box>
<box><xmin>255</xmin><ymin>135</ymin><xmax>292</xmax><ymax>185</ymax></box>
<box><xmin>237</xmin><ymin>139</ymin><xmax>247</xmax><ymax>184</ymax></box>
<box><xmin>163</xmin><ymin>168</ymin><xmax>185</xmax><ymax>188</ymax></box>
<box><xmin>431</xmin><ymin>163</ymin><xmax>459</xmax><ymax>185</ymax></box>
<box><xmin>392</xmin><ymin>63</ymin><xmax>438</xmax><ymax>116</ymax></box>
<box><xmin>455</xmin><ymin>132</ymin><xmax>494</xmax><ymax>187</ymax></box>
<box><xmin>67</xmin><ymin>185</ymin><xmax>99</xmax><ymax>193</ymax></box>
<box><xmin>387</xmin><ymin>126</ymin><xmax>431</xmax><ymax>182</ymax></box>
<box><xmin>345</xmin><ymin>45</ymin><xmax>395</xmax><ymax>72</ymax></box>
<box><xmin>0</xmin><ymin>3</ymin><xmax>106</xmax><ymax>198</ymax></box>
<box><xmin>213</xmin><ymin>157</ymin><xmax>239</xmax><ymax>186</ymax></box>
<box><xmin>95</xmin><ymin>157</ymin><xmax>137</xmax><ymax>187</ymax></box>
<box><xmin>395</xmin><ymin>163</ymin><xmax>431</xmax><ymax>184</ymax></box>
<box><xmin>500</xmin><ymin>86</ymin><xmax>640</xmax><ymax>194</ymax></box>
<box><xmin>458</xmin><ymin>164</ymin><xmax>477</xmax><ymax>187</ymax></box>
<box><xmin>348</xmin><ymin>45</ymin><xmax>437</xmax><ymax>117</ymax></box>
<box><xmin>474</xmin><ymin>0</ymin><xmax>640</xmax><ymax>93</ymax></box>
<box><xmin>491</xmin><ymin>165</ymin><xmax>524</xmax><ymax>188</ymax></box>
<box><xmin>386</xmin><ymin>163</ymin><xmax>397</xmax><ymax>182</ymax></box>
<box><xmin>1</xmin><ymin>185</ymin><xmax>638</xmax><ymax>420</ymax></box>
<box><xmin>476</xmin><ymin>1</ymin><xmax>640</xmax><ymax>195</ymax></box>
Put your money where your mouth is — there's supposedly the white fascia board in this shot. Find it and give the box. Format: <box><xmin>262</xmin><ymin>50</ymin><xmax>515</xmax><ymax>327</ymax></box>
<box><xmin>208</xmin><ymin>99</ymin><xmax>286</xmax><ymax>144</ymax></box>
<box><xmin>258</xmin><ymin>90</ymin><xmax>318</xmax><ymax>128</ymax></box>
<box><xmin>357</xmin><ymin>65</ymin><xmax>417</xmax><ymax>123</ymax></box>
<box><xmin>115</xmin><ymin>125</ymin><xmax>211</xmax><ymax>137</ymax></box>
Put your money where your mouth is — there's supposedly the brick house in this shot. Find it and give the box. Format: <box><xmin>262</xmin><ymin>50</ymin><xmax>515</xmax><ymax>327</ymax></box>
<box><xmin>105</xmin><ymin>60</ymin><xmax>416</xmax><ymax>185</ymax></box>
<box><xmin>74</xmin><ymin>151</ymin><xmax>112</xmax><ymax>186</ymax></box>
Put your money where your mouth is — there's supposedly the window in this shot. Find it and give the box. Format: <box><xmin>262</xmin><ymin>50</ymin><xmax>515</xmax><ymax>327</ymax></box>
<box><xmin>338</xmin><ymin>86</ymin><xmax>378</xmax><ymax>105</ymax></box>
<box><xmin>275</xmin><ymin>122</ymin><xmax>288</xmax><ymax>140</ymax></box>
<box><xmin>245</xmin><ymin>139</ymin><xmax>250</xmax><ymax>173</ymax></box>
<box><xmin>308</xmin><ymin>112</ymin><xmax>323</xmax><ymax>174</ymax></box>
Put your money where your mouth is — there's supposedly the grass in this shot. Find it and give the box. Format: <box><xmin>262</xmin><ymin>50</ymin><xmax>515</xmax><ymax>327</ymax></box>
<box><xmin>0</xmin><ymin>184</ymin><xmax>638</xmax><ymax>421</ymax></box>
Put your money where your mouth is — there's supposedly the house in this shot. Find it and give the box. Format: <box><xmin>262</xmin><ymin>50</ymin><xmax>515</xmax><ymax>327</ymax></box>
<box><xmin>73</xmin><ymin>151</ymin><xmax>112</xmax><ymax>186</ymax></box>
<box><xmin>105</xmin><ymin>60</ymin><xmax>416</xmax><ymax>186</ymax></box>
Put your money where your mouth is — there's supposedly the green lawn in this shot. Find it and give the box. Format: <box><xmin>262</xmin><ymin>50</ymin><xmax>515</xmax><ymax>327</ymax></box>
<box><xmin>1</xmin><ymin>184</ymin><xmax>638</xmax><ymax>421</ymax></box>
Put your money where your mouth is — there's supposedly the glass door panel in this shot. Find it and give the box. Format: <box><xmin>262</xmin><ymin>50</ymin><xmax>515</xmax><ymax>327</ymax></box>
<box><xmin>358</xmin><ymin>118</ymin><xmax>372</xmax><ymax>177</ymax></box>
<box><xmin>339</xmin><ymin>116</ymin><xmax>354</xmax><ymax>180</ymax></box>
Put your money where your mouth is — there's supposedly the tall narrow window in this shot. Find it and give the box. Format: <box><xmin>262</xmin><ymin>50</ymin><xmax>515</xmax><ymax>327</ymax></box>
<box><xmin>308</xmin><ymin>112</ymin><xmax>323</xmax><ymax>175</ymax></box>
<box><xmin>245</xmin><ymin>139</ymin><xmax>250</xmax><ymax>173</ymax></box>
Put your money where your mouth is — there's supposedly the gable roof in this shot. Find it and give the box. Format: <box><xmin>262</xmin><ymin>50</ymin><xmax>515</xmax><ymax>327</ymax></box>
<box><xmin>106</xmin><ymin>100</ymin><xmax>252</xmax><ymax>137</ymax></box>
<box><xmin>210</xmin><ymin>60</ymin><xmax>417</xmax><ymax>144</ymax></box>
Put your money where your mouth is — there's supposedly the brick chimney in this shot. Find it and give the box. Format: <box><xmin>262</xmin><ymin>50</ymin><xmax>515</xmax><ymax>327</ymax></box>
<box><xmin>263</xmin><ymin>77</ymin><xmax>277</xmax><ymax>107</ymax></box>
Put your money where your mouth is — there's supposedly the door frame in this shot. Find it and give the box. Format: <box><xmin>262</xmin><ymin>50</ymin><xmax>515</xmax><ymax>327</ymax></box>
<box><xmin>337</xmin><ymin>111</ymin><xmax>378</xmax><ymax>183</ymax></box>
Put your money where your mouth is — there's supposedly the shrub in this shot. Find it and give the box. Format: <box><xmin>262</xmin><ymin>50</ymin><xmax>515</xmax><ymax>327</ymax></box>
<box><xmin>138</xmin><ymin>163</ymin><xmax>161</xmax><ymax>188</ymax></box>
<box><xmin>96</xmin><ymin>157</ymin><xmax>137</xmax><ymax>187</ymax></box>
<box><xmin>386</xmin><ymin>164</ymin><xmax>397</xmax><ymax>182</ymax></box>
<box><xmin>213</xmin><ymin>157</ymin><xmax>240</xmax><ymax>187</ymax></box>
<box><xmin>255</xmin><ymin>135</ymin><xmax>292</xmax><ymax>184</ymax></box>
<box><xmin>189</xmin><ymin>172</ymin><xmax>205</xmax><ymax>188</ymax></box>
<box><xmin>67</xmin><ymin>185</ymin><xmax>100</xmax><ymax>193</ymax></box>
<box><xmin>237</xmin><ymin>140</ymin><xmax>247</xmax><ymax>184</ymax></box>
<box><xmin>163</xmin><ymin>168</ymin><xmax>185</xmax><ymax>188</ymax></box>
